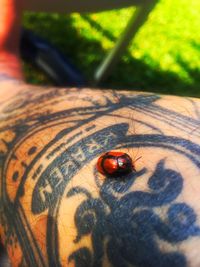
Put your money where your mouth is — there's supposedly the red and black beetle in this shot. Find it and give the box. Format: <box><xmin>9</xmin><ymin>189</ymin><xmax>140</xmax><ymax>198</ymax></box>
<box><xmin>97</xmin><ymin>151</ymin><xmax>135</xmax><ymax>177</ymax></box>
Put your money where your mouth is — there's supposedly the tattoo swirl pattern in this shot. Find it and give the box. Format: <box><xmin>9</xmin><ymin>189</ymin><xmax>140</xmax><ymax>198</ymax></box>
<box><xmin>68</xmin><ymin>159</ymin><xmax>200</xmax><ymax>267</ymax></box>
<box><xmin>0</xmin><ymin>89</ymin><xmax>200</xmax><ymax>267</ymax></box>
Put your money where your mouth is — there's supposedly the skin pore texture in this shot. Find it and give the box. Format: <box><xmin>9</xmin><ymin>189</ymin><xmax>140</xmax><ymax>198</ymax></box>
<box><xmin>1</xmin><ymin>84</ymin><xmax>200</xmax><ymax>267</ymax></box>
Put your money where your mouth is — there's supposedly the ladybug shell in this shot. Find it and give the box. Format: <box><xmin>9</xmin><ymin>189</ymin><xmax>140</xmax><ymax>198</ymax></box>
<box><xmin>97</xmin><ymin>151</ymin><xmax>133</xmax><ymax>177</ymax></box>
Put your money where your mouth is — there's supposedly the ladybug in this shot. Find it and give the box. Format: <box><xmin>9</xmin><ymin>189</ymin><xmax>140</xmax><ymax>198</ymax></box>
<box><xmin>97</xmin><ymin>151</ymin><xmax>135</xmax><ymax>177</ymax></box>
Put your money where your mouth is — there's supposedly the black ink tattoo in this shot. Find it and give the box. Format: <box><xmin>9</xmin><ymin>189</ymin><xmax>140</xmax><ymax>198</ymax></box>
<box><xmin>68</xmin><ymin>159</ymin><xmax>200</xmax><ymax>267</ymax></box>
<box><xmin>0</xmin><ymin>88</ymin><xmax>200</xmax><ymax>267</ymax></box>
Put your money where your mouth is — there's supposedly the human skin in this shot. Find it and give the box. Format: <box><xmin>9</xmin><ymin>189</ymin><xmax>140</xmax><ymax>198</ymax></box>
<box><xmin>1</xmin><ymin>83</ymin><xmax>200</xmax><ymax>267</ymax></box>
<box><xmin>1</xmin><ymin>0</ymin><xmax>200</xmax><ymax>266</ymax></box>
<box><xmin>0</xmin><ymin>0</ymin><xmax>23</xmax><ymax>80</ymax></box>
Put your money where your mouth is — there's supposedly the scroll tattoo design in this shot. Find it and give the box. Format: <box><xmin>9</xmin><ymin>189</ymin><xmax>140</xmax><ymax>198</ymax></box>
<box><xmin>0</xmin><ymin>89</ymin><xmax>200</xmax><ymax>267</ymax></box>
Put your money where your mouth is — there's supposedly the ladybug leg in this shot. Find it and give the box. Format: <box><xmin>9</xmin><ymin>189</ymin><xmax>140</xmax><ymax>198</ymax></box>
<box><xmin>132</xmin><ymin>165</ymin><xmax>136</xmax><ymax>172</ymax></box>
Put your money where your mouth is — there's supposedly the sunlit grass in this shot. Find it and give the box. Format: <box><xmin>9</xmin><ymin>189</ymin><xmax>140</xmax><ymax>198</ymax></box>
<box><xmin>23</xmin><ymin>0</ymin><xmax>200</xmax><ymax>97</ymax></box>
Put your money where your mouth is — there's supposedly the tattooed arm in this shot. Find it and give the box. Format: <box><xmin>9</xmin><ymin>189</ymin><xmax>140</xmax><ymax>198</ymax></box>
<box><xmin>1</xmin><ymin>0</ymin><xmax>200</xmax><ymax>266</ymax></box>
<box><xmin>0</xmin><ymin>84</ymin><xmax>200</xmax><ymax>267</ymax></box>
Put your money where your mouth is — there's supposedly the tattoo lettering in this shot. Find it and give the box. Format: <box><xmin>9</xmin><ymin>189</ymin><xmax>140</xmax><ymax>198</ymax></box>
<box><xmin>0</xmin><ymin>88</ymin><xmax>200</xmax><ymax>266</ymax></box>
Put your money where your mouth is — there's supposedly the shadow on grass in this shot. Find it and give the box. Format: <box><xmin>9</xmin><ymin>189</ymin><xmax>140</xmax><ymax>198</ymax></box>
<box><xmin>104</xmin><ymin>55</ymin><xmax>200</xmax><ymax>97</ymax></box>
<box><xmin>81</xmin><ymin>14</ymin><xmax>116</xmax><ymax>42</ymax></box>
<box><xmin>23</xmin><ymin>13</ymin><xmax>200</xmax><ymax>97</ymax></box>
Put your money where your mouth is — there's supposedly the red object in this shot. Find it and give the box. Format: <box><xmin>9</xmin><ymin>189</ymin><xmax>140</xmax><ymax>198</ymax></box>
<box><xmin>97</xmin><ymin>151</ymin><xmax>134</xmax><ymax>177</ymax></box>
<box><xmin>0</xmin><ymin>0</ymin><xmax>23</xmax><ymax>79</ymax></box>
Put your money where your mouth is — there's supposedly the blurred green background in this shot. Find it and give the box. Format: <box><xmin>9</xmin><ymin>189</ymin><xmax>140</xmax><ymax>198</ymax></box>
<box><xmin>23</xmin><ymin>0</ymin><xmax>200</xmax><ymax>97</ymax></box>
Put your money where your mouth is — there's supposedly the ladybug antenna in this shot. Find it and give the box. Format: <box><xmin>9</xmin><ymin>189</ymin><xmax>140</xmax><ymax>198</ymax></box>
<box><xmin>132</xmin><ymin>156</ymin><xmax>142</xmax><ymax>171</ymax></box>
<box><xmin>134</xmin><ymin>156</ymin><xmax>142</xmax><ymax>163</ymax></box>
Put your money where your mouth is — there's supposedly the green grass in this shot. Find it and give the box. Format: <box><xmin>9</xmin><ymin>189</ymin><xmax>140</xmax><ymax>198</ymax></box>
<box><xmin>23</xmin><ymin>0</ymin><xmax>200</xmax><ymax>97</ymax></box>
